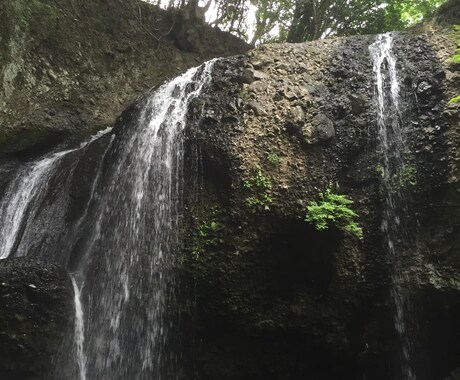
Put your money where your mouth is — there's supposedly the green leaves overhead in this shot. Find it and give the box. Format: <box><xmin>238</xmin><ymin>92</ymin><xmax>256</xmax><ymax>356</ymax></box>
<box><xmin>167</xmin><ymin>0</ymin><xmax>448</xmax><ymax>44</ymax></box>
<box><xmin>385</xmin><ymin>0</ymin><xmax>447</xmax><ymax>30</ymax></box>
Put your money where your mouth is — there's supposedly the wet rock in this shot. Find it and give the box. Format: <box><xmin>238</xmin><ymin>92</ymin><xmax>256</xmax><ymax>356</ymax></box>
<box><xmin>283</xmin><ymin>88</ymin><xmax>297</xmax><ymax>100</ymax></box>
<box><xmin>0</xmin><ymin>1</ymin><xmax>250</xmax><ymax>156</ymax></box>
<box><xmin>241</xmin><ymin>68</ymin><xmax>255</xmax><ymax>84</ymax></box>
<box><xmin>290</xmin><ymin>105</ymin><xmax>305</xmax><ymax>123</ymax></box>
<box><xmin>417</xmin><ymin>81</ymin><xmax>433</xmax><ymax>93</ymax></box>
<box><xmin>248</xmin><ymin>81</ymin><xmax>265</xmax><ymax>93</ymax></box>
<box><xmin>301</xmin><ymin>123</ymin><xmax>316</xmax><ymax>144</ymax></box>
<box><xmin>253</xmin><ymin>70</ymin><xmax>267</xmax><ymax>80</ymax></box>
<box><xmin>0</xmin><ymin>258</ymin><xmax>73</xmax><ymax>379</ymax></box>
<box><xmin>349</xmin><ymin>93</ymin><xmax>366</xmax><ymax>115</ymax></box>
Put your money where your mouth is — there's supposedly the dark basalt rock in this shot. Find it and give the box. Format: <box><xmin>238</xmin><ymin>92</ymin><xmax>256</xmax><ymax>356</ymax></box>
<box><xmin>0</xmin><ymin>258</ymin><xmax>73</xmax><ymax>380</ymax></box>
<box><xmin>179</xmin><ymin>31</ymin><xmax>459</xmax><ymax>380</ymax></box>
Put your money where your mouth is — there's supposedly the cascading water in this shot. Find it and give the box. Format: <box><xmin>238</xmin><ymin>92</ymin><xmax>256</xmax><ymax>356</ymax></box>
<box><xmin>71</xmin><ymin>274</ymin><xmax>87</xmax><ymax>380</ymax></box>
<box><xmin>0</xmin><ymin>128</ymin><xmax>112</xmax><ymax>260</ymax></box>
<box><xmin>0</xmin><ymin>59</ymin><xmax>214</xmax><ymax>378</ymax></box>
<box><xmin>0</xmin><ymin>150</ymin><xmax>73</xmax><ymax>259</ymax></box>
<box><xmin>369</xmin><ymin>33</ymin><xmax>416</xmax><ymax>379</ymax></box>
<box><xmin>0</xmin><ymin>61</ymin><xmax>214</xmax><ymax>379</ymax></box>
<box><xmin>64</xmin><ymin>60</ymin><xmax>215</xmax><ymax>379</ymax></box>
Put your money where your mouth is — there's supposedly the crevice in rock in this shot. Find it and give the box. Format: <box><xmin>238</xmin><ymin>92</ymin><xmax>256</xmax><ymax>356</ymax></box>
<box><xmin>261</xmin><ymin>219</ymin><xmax>340</xmax><ymax>295</ymax></box>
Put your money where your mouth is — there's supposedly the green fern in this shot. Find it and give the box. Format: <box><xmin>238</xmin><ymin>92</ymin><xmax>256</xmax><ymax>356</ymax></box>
<box><xmin>305</xmin><ymin>188</ymin><xmax>363</xmax><ymax>240</ymax></box>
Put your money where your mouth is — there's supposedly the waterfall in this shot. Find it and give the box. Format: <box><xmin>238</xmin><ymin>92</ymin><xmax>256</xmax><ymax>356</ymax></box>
<box><xmin>71</xmin><ymin>274</ymin><xmax>87</xmax><ymax>380</ymax></box>
<box><xmin>0</xmin><ymin>128</ymin><xmax>111</xmax><ymax>259</ymax></box>
<box><xmin>0</xmin><ymin>60</ymin><xmax>214</xmax><ymax>378</ymax></box>
<box><xmin>0</xmin><ymin>128</ymin><xmax>112</xmax><ymax>260</ymax></box>
<box><xmin>369</xmin><ymin>33</ymin><xmax>416</xmax><ymax>379</ymax></box>
<box><xmin>69</xmin><ymin>60</ymin><xmax>215</xmax><ymax>379</ymax></box>
<box><xmin>0</xmin><ymin>151</ymin><xmax>72</xmax><ymax>259</ymax></box>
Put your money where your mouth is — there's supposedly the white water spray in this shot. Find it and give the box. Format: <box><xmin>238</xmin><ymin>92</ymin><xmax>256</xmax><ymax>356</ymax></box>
<box><xmin>71</xmin><ymin>274</ymin><xmax>87</xmax><ymax>380</ymax></box>
<box><xmin>0</xmin><ymin>150</ymin><xmax>72</xmax><ymax>259</ymax></box>
<box><xmin>369</xmin><ymin>33</ymin><xmax>416</xmax><ymax>380</ymax></box>
<box><xmin>0</xmin><ymin>128</ymin><xmax>112</xmax><ymax>260</ymax></box>
<box><xmin>78</xmin><ymin>60</ymin><xmax>215</xmax><ymax>379</ymax></box>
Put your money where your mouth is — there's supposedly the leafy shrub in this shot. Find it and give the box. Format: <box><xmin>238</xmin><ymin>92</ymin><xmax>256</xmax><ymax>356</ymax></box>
<box><xmin>305</xmin><ymin>188</ymin><xmax>363</xmax><ymax>240</ymax></box>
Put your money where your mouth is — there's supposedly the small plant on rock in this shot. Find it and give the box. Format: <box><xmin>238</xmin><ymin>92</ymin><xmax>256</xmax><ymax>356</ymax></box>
<box><xmin>244</xmin><ymin>169</ymin><xmax>273</xmax><ymax>207</ymax></box>
<box><xmin>447</xmin><ymin>26</ymin><xmax>460</xmax><ymax>103</ymax></box>
<box><xmin>267</xmin><ymin>152</ymin><xmax>281</xmax><ymax>165</ymax></box>
<box><xmin>192</xmin><ymin>217</ymin><xmax>223</xmax><ymax>260</ymax></box>
<box><xmin>305</xmin><ymin>187</ymin><xmax>363</xmax><ymax>240</ymax></box>
<box><xmin>397</xmin><ymin>163</ymin><xmax>417</xmax><ymax>188</ymax></box>
<box><xmin>448</xmin><ymin>95</ymin><xmax>460</xmax><ymax>104</ymax></box>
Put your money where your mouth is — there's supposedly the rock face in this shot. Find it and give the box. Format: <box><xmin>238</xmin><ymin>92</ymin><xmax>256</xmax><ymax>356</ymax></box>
<box><xmin>0</xmin><ymin>258</ymin><xmax>73</xmax><ymax>380</ymax></box>
<box><xmin>0</xmin><ymin>2</ymin><xmax>458</xmax><ymax>378</ymax></box>
<box><xmin>179</xmin><ymin>30</ymin><xmax>460</xmax><ymax>380</ymax></box>
<box><xmin>0</xmin><ymin>1</ymin><xmax>251</xmax><ymax>378</ymax></box>
<box><xmin>0</xmin><ymin>0</ymin><xmax>249</xmax><ymax>156</ymax></box>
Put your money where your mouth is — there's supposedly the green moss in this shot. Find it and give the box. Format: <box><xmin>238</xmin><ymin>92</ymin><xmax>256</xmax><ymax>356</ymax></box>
<box><xmin>449</xmin><ymin>25</ymin><xmax>460</xmax><ymax>64</ymax></box>
<box><xmin>448</xmin><ymin>95</ymin><xmax>460</xmax><ymax>103</ymax></box>
<box><xmin>376</xmin><ymin>163</ymin><xmax>384</xmax><ymax>178</ymax></box>
<box><xmin>377</xmin><ymin>161</ymin><xmax>417</xmax><ymax>190</ymax></box>
<box><xmin>453</xmin><ymin>25</ymin><xmax>460</xmax><ymax>43</ymax></box>
<box><xmin>28</xmin><ymin>1</ymin><xmax>59</xmax><ymax>41</ymax></box>
<box><xmin>396</xmin><ymin>163</ymin><xmax>417</xmax><ymax>189</ymax></box>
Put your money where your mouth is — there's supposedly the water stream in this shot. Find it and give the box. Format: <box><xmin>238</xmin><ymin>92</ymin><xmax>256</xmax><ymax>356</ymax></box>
<box><xmin>66</xmin><ymin>61</ymin><xmax>214</xmax><ymax>379</ymax></box>
<box><xmin>71</xmin><ymin>274</ymin><xmax>87</xmax><ymax>380</ymax></box>
<box><xmin>0</xmin><ymin>150</ymin><xmax>73</xmax><ymax>259</ymax></box>
<box><xmin>84</xmin><ymin>60</ymin><xmax>213</xmax><ymax>379</ymax></box>
<box><xmin>0</xmin><ymin>60</ymin><xmax>214</xmax><ymax>379</ymax></box>
<box><xmin>369</xmin><ymin>33</ymin><xmax>416</xmax><ymax>380</ymax></box>
<box><xmin>0</xmin><ymin>128</ymin><xmax>112</xmax><ymax>260</ymax></box>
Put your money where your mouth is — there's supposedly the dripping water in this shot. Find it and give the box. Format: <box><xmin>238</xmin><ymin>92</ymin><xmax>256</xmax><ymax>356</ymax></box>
<box><xmin>71</xmin><ymin>274</ymin><xmax>87</xmax><ymax>380</ymax></box>
<box><xmin>369</xmin><ymin>33</ymin><xmax>416</xmax><ymax>380</ymax></box>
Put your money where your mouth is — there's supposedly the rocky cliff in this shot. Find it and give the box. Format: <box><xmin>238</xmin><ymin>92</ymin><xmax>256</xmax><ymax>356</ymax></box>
<box><xmin>0</xmin><ymin>1</ymin><xmax>250</xmax><ymax>378</ymax></box>
<box><xmin>0</xmin><ymin>1</ymin><xmax>458</xmax><ymax>379</ymax></box>
<box><xmin>0</xmin><ymin>0</ymin><xmax>249</xmax><ymax>156</ymax></box>
<box><xmin>179</xmin><ymin>26</ymin><xmax>460</xmax><ymax>380</ymax></box>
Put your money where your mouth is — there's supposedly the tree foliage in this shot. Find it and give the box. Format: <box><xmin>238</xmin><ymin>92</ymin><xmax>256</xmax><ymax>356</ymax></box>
<box><xmin>384</xmin><ymin>0</ymin><xmax>446</xmax><ymax>30</ymax></box>
<box><xmin>285</xmin><ymin>0</ymin><xmax>387</xmax><ymax>42</ymax></box>
<box><xmin>151</xmin><ymin>0</ymin><xmax>448</xmax><ymax>44</ymax></box>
